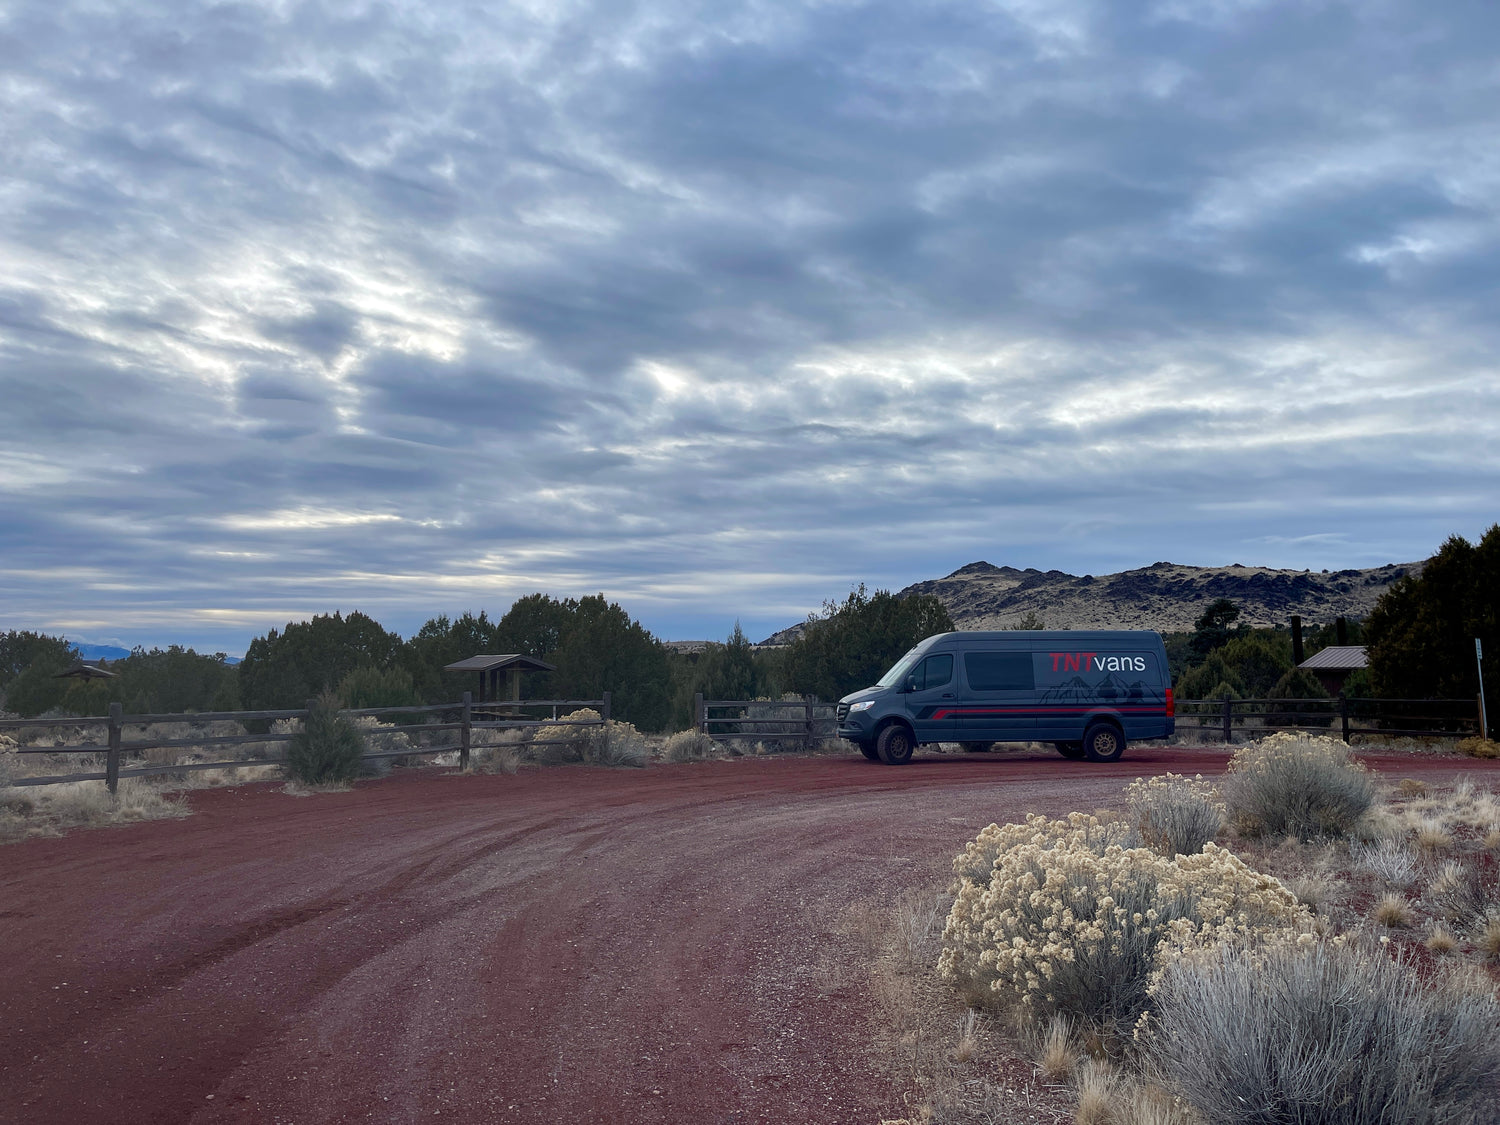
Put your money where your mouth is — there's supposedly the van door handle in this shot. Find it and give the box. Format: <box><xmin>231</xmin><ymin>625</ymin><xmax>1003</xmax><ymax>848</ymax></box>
<box><xmin>941</xmin><ymin>692</ymin><xmax>954</xmax><ymax>698</ymax></box>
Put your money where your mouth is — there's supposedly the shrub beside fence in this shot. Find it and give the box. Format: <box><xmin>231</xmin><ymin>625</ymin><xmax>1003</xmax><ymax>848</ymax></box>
<box><xmin>0</xmin><ymin>692</ymin><xmax>611</xmax><ymax>793</ymax></box>
<box><xmin>1174</xmin><ymin>696</ymin><xmax>1481</xmax><ymax>743</ymax></box>
<box><xmin>694</xmin><ymin>695</ymin><xmax>837</xmax><ymax>749</ymax></box>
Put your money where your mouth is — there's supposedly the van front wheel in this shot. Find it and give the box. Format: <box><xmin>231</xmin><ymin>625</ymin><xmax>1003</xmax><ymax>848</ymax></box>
<box><xmin>876</xmin><ymin>724</ymin><xmax>915</xmax><ymax>765</ymax></box>
<box><xmin>855</xmin><ymin>741</ymin><xmax>879</xmax><ymax>761</ymax></box>
<box><xmin>1082</xmin><ymin>723</ymin><xmax>1125</xmax><ymax>763</ymax></box>
<box><xmin>1055</xmin><ymin>741</ymin><xmax>1085</xmax><ymax>760</ymax></box>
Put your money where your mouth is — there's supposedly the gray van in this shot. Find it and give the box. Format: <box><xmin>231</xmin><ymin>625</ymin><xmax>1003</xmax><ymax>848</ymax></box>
<box><xmin>835</xmin><ymin>630</ymin><xmax>1174</xmax><ymax>765</ymax></box>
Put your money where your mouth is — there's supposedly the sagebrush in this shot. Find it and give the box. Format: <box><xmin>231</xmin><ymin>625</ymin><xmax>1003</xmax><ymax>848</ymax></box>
<box><xmin>1222</xmin><ymin>732</ymin><xmax>1376</xmax><ymax>839</ymax></box>
<box><xmin>1124</xmin><ymin>773</ymin><xmax>1223</xmax><ymax>856</ymax></box>
<box><xmin>1147</xmin><ymin>937</ymin><xmax>1500</xmax><ymax>1125</ymax></box>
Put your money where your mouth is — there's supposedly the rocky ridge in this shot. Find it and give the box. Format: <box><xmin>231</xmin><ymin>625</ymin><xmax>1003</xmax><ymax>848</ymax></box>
<box><xmin>758</xmin><ymin>559</ymin><xmax>1419</xmax><ymax>643</ymax></box>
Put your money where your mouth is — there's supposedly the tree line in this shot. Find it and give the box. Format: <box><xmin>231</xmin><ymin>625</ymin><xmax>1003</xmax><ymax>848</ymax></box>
<box><xmin>3</xmin><ymin>525</ymin><xmax>1493</xmax><ymax>726</ymax></box>
<box><xmin>0</xmin><ymin>586</ymin><xmax>955</xmax><ymax>730</ymax></box>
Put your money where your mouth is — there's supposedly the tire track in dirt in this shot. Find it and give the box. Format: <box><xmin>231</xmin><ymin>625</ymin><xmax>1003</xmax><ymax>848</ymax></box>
<box><xmin>3</xmin><ymin>749</ymin><xmax>1497</xmax><ymax>1123</ymax></box>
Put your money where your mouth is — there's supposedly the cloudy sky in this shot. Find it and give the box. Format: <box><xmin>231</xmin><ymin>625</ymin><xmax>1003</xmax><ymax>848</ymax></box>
<box><xmin>3</xmin><ymin>0</ymin><xmax>1497</xmax><ymax>654</ymax></box>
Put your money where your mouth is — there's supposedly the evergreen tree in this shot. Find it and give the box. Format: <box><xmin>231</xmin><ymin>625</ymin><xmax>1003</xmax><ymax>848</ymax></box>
<box><xmin>1190</xmin><ymin>598</ymin><xmax>1244</xmax><ymax>656</ymax></box>
<box><xmin>1367</xmin><ymin>526</ymin><xmax>1499</xmax><ymax>707</ymax></box>
<box><xmin>550</xmin><ymin>595</ymin><xmax>672</xmax><ymax>731</ymax></box>
<box><xmin>239</xmin><ymin>611</ymin><xmax>404</xmax><ymax>710</ymax></box>
<box><xmin>405</xmin><ymin>611</ymin><xmax>503</xmax><ymax>701</ymax></box>
<box><xmin>781</xmin><ymin>585</ymin><xmax>955</xmax><ymax>701</ymax></box>
<box><xmin>701</xmin><ymin>621</ymin><xmax>761</xmax><ymax>702</ymax></box>
<box><xmin>0</xmin><ymin>631</ymin><xmax>78</xmax><ymax>715</ymax></box>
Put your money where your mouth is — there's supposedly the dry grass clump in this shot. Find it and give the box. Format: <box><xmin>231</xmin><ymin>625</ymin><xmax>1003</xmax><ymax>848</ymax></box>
<box><xmin>1146</xmin><ymin>938</ymin><xmax>1500</xmax><ymax>1125</ymax></box>
<box><xmin>951</xmin><ymin>1010</ymin><xmax>979</xmax><ymax>1064</ymax></box>
<box><xmin>1415</xmin><ymin>818</ymin><xmax>1453</xmax><ymax>852</ymax></box>
<box><xmin>659</xmin><ymin>728</ymin><xmax>722</xmax><ymax>762</ymax></box>
<box><xmin>1374</xmin><ymin>893</ymin><xmax>1414</xmax><ymax>928</ymax></box>
<box><xmin>1456</xmin><ymin>736</ymin><xmax>1500</xmax><ymax>759</ymax></box>
<box><xmin>1221</xmin><ymin>733</ymin><xmax>1376</xmax><ymax>840</ymax></box>
<box><xmin>1477</xmin><ymin>917</ymin><xmax>1500</xmax><ymax>960</ymax></box>
<box><xmin>1036</xmin><ymin>1013</ymin><xmax>1077</xmax><ymax>1083</ymax></box>
<box><xmin>1280</xmin><ymin>870</ymin><xmax>1343</xmax><ymax>916</ymax></box>
<box><xmin>1124</xmin><ymin>774</ymin><xmax>1223</xmax><ymax>856</ymax></box>
<box><xmin>1425</xmin><ymin>925</ymin><xmax>1459</xmax><ymax>955</ymax></box>
<box><xmin>1397</xmin><ymin>778</ymin><xmax>1430</xmax><ymax>796</ymax></box>
<box><xmin>1074</xmin><ymin>1060</ymin><xmax>1117</xmax><ymax>1125</ymax></box>
<box><xmin>1351</xmin><ymin>837</ymin><xmax>1417</xmax><ymax>887</ymax></box>
<box><xmin>1428</xmin><ymin>861</ymin><xmax>1496</xmax><ymax>931</ymax></box>
<box><xmin>939</xmin><ymin>814</ymin><xmax>1310</xmax><ymax>1039</ymax></box>
<box><xmin>1</xmin><ymin>778</ymin><xmax>190</xmax><ymax>840</ymax></box>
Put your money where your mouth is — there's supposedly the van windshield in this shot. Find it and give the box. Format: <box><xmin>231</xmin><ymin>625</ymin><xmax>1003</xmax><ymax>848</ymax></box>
<box><xmin>875</xmin><ymin>648</ymin><xmax>923</xmax><ymax>689</ymax></box>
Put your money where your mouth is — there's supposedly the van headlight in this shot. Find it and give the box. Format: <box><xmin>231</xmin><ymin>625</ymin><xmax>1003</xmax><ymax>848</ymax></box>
<box><xmin>848</xmin><ymin>701</ymin><xmax>875</xmax><ymax>713</ymax></box>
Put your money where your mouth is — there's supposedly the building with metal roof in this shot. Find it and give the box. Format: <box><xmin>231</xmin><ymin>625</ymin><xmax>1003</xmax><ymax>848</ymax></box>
<box><xmin>1297</xmin><ymin>645</ymin><xmax>1368</xmax><ymax>694</ymax></box>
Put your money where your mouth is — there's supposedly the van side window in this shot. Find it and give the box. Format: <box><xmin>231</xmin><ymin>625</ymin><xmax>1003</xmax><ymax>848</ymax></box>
<box><xmin>965</xmin><ymin>652</ymin><xmax>1035</xmax><ymax>691</ymax></box>
<box><xmin>916</xmin><ymin>653</ymin><xmax>953</xmax><ymax>690</ymax></box>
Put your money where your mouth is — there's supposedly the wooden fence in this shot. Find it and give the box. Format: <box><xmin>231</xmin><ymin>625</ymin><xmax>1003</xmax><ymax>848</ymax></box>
<box><xmin>693</xmin><ymin>695</ymin><xmax>838</xmax><ymax>746</ymax></box>
<box><xmin>1173</xmin><ymin>695</ymin><xmax>1481</xmax><ymax>744</ymax></box>
<box><xmin>1</xmin><ymin>692</ymin><xmax>610</xmax><ymax>793</ymax></box>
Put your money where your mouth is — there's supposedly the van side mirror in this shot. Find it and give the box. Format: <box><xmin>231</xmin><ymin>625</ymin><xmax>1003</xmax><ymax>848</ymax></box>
<box><xmin>903</xmin><ymin>675</ymin><xmax>919</xmax><ymax>693</ymax></box>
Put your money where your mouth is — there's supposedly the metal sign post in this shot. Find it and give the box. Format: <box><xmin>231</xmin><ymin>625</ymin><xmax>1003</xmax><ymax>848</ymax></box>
<box><xmin>1478</xmin><ymin>638</ymin><xmax>1488</xmax><ymax>742</ymax></box>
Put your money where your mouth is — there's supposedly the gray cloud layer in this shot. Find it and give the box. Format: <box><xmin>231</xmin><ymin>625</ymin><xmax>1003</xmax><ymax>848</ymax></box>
<box><xmin>2</xmin><ymin>0</ymin><xmax>1497</xmax><ymax>651</ymax></box>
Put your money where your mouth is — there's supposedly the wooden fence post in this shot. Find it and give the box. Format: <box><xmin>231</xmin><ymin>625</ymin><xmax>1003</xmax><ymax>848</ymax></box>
<box><xmin>1339</xmin><ymin>692</ymin><xmax>1350</xmax><ymax>744</ymax></box>
<box><xmin>459</xmin><ymin>691</ymin><xmax>472</xmax><ymax>771</ymax></box>
<box><xmin>694</xmin><ymin>693</ymin><xmax>704</xmax><ymax>734</ymax></box>
<box><xmin>105</xmin><ymin>701</ymin><xmax>123</xmax><ymax>795</ymax></box>
<box><xmin>805</xmin><ymin>697</ymin><xmax>813</xmax><ymax>745</ymax></box>
<box><xmin>601</xmin><ymin>691</ymin><xmax>611</xmax><ymax>760</ymax></box>
<box><xmin>1221</xmin><ymin>696</ymin><xmax>1232</xmax><ymax>744</ymax></box>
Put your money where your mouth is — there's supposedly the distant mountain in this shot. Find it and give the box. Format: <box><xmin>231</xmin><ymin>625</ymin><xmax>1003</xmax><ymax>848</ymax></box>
<box><xmin>68</xmin><ymin>642</ymin><xmax>241</xmax><ymax>665</ymax></box>
<box><xmin>897</xmin><ymin>560</ymin><xmax>1419</xmax><ymax>633</ymax></box>
<box><xmin>759</xmin><ymin>559</ymin><xmax>1419</xmax><ymax>643</ymax></box>
<box><xmin>72</xmin><ymin>643</ymin><xmax>131</xmax><ymax>661</ymax></box>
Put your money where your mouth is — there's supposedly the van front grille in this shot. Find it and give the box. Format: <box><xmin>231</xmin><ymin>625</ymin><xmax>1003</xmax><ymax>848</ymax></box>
<box><xmin>836</xmin><ymin>703</ymin><xmax>850</xmax><ymax>722</ymax></box>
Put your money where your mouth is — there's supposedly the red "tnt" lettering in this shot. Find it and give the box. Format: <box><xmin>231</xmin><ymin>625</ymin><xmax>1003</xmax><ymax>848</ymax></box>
<box><xmin>1050</xmin><ymin>652</ymin><xmax>1100</xmax><ymax>673</ymax></box>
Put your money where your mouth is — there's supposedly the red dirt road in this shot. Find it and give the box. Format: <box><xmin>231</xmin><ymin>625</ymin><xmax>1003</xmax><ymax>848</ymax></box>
<box><xmin>4</xmin><ymin>747</ymin><xmax>1497</xmax><ymax>1125</ymax></box>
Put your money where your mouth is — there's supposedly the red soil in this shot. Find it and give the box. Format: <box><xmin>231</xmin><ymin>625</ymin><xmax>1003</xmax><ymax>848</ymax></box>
<box><xmin>3</xmin><ymin>746</ymin><xmax>1496</xmax><ymax>1124</ymax></box>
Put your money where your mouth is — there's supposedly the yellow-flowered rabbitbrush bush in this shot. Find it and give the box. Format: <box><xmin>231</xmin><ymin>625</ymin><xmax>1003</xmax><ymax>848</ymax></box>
<box><xmin>939</xmin><ymin>813</ymin><xmax>1310</xmax><ymax>1036</ymax></box>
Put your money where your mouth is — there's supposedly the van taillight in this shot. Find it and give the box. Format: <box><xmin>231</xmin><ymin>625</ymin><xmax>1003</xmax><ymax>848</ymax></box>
<box><xmin>1165</xmin><ymin>688</ymin><xmax>1175</xmax><ymax>717</ymax></box>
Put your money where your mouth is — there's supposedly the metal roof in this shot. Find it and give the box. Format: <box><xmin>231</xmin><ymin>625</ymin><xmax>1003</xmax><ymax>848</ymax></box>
<box><xmin>53</xmin><ymin>660</ymin><xmax>119</xmax><ymax>680</ymax></box>
<box><xmin>1298</xmin><ymin>645</ymin><xmax>1368</xmax><ymax>671</ymax></box>
<box><xmin>443</xmin><ymin>653</ymin><xmax>556</xmax><ymax>673</ymax></box>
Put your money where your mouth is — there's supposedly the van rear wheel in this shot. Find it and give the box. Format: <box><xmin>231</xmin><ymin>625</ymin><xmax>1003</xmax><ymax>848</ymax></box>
<box><xmin>1082</xmin><ymin>723</ymin><xmax>1126</xmax><ymax>763</ymax></box>
<box><xmin>1055</xmin><ymin>741</ymin><xmax>1085</xmax><ymax>760</ymax></box>
<box><xmin>960</xmin><ymin>741</ymin><xmax>993</xmax><ymax>753</ymax></box>
<box><xmin>876</xmin><ymin>723</ymin><xmax>915</xmax><ymax>765</ymax></box>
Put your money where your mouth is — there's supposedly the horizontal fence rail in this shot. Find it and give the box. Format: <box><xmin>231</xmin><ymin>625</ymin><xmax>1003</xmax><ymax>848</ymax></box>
<box><xmin>3</xmin><ymin>692</ymin><xmax>610</xmax><ymax>793</ymax></box>
<box><xmin>1174</xmin><ymin>696</ymin><xmax>1481</xmax><ymax>743</ymax></box>
<box><xmin>694</xmin><ymin>695</ymin><xmax>838</xmax><ymax>746</ymax></box>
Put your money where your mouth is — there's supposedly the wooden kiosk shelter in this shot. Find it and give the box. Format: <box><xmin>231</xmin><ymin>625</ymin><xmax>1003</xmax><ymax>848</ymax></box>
<box><xmin>53</xmin><ymin>660</ymin><xmax>119</xmax><ymax>682</ymax></box>
<box><xmin>443</xmin><ymin>654</ymin><xmax>556</xmax><ymax>711</ymax></box>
